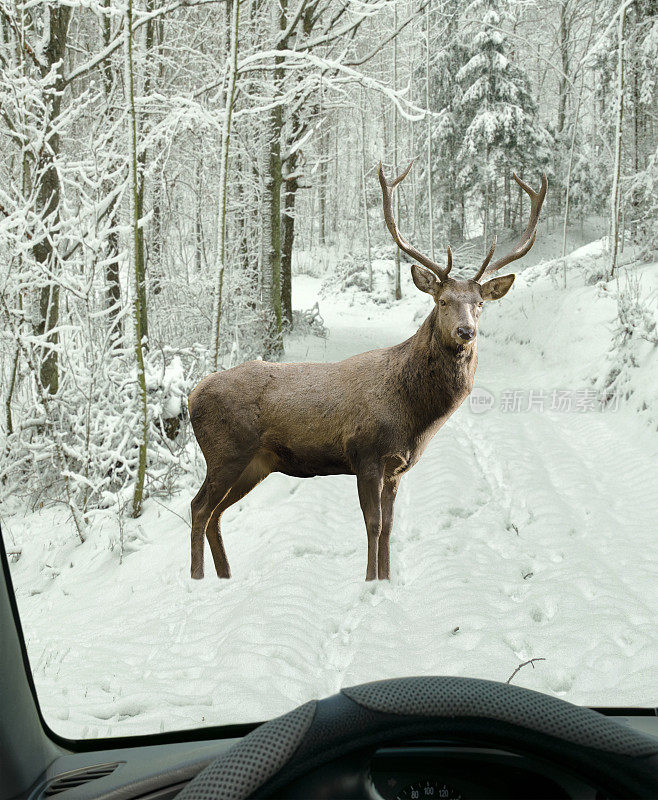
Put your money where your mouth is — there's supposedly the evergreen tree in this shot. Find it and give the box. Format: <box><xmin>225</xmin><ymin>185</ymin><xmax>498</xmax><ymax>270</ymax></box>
<box><xmin>431</xmin><ymin>44</ymin><xmax>470</xmax><ymax>243</ymax></box>
<box><xmin>456</xmin><ymin>0</ymin><xmax>552</xmax><ymax>239</ymax></box>
<box><xmin>623</xmin><ymin>1</ymin><xmax>658</xmax><ymax>254</ymax></box>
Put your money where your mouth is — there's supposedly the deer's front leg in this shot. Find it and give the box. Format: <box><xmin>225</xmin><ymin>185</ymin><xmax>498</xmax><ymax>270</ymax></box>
<box><xmin>356</xmin><ymin>466</ymin><xmax>384</xmax><ymax>581</ymax></box>
<box><xmin>378</xmin><ymin>476</ymin><xmax>400</xmax><ymax>580</ymax></box>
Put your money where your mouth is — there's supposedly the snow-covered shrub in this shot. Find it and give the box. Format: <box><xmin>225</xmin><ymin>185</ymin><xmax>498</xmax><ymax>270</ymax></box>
<box><xmin>580</xmin><ymin>253</ymin><xmax>609</xmax><ymax>285</ymax></box>
<box><xmin>291</xmin><ymin>302</ymin><xmax>327</xmax><ymax>338</ymax></box>
<box><xmin>569</xmin><ymin>152</ymin><xmax>609</xmax><ymax>222</ymax></box>
<box><xmin>0</xmin><ymin>343</ymin><xmax>209</xmax><ymax>520</ymax></box>
<box><xmin>320</xmin><ymin>247</ymin><xmax>397</xmax><ymax>304</ymax></box>
<box><xmin>623</xmin><ymin>146</ymin><xmax>658</xmax><ymax>262</ymax></box>
<box><xmin>612</xmin><ymin>272</ymin><xmax>657</xmax><ymax>346</ymax></box>
<box><xmin>336</xmin><ymin>253</ymin><xmax>372</xmax><ymax>291</ymax></box>
<box><xmin>544</xmin><ymin>239</ymin><xmax>609</xmax><ymax>286</ymax></box>
<box><xmin>599</xmin><ymin>271</ymin><xmax>657</xmax><ymax>408</ymax></box>
<box><xmin>293</xmin><ymin>247</ymin><xmax>340</xmax><ymax>278</ymax></box>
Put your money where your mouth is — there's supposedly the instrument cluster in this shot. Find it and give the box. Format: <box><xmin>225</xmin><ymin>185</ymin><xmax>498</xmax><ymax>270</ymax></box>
<box><xmin>369</xmin><ymin>743</ymin><xmax>605</xmax><ymax>800</ymax></box>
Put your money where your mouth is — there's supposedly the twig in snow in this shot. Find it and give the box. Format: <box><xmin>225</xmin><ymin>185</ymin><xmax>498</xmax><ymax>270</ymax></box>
<box><xmin>506</xmin><ymin>658</ymin><xmax>546</xmax><ymax>684</ymax></box>
<box><xmin>148</xmin><ymin>496</ymin><xmax>191</xmax><ymax>528</ymax></box>
<box><xmin>116</xmin><ymin>496</ymin><xmax>125</xmax><ymax>565</ymax></box>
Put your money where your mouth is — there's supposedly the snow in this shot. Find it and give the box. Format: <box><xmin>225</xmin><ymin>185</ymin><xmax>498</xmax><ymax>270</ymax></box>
<box><xmin>4</xmin><ymin>245</ymin><xmax>658</xmax><ymax>739</ymax></box>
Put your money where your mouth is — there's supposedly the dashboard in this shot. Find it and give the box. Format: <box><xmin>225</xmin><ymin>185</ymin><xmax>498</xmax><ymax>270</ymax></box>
<box><xmin>367</xmin><ymin>743</ymin><xmax>601</xmax><ymax>800</ymax></box>
<box><xmin>281</xmin><ymin>739</ymin><xmax>612</xmax><ymax>799</ymax></box>
<box><xmin>26</xmin><ymin>715</ymin><xmax>658</xmax><ymax>800</ymax></box>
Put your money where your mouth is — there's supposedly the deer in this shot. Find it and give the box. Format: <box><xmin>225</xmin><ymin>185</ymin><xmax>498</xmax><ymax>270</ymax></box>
<box><xmin>188</xmin><ymin>163</ymin><xmax>547</xmax><ymax>581</ymax></box>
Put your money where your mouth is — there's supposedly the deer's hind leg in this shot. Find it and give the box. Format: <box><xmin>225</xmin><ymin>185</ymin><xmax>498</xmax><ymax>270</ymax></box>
<box><xmin>190</xmin><ymin>449</ymin><xmax>255</xmax><ymax>580</ymax></box>
<box><xmin>195</xmin><ymin>453</ymin><xmax>255</xmax><ymax>579</ymax></box>
<box><xmin>377</xmin><ymin>475</ymin><xmax>400</xmax><ymax>580</ymax></box>
<box><xmin>190</xmin><ymin>478</ymin><xmax>209</xmax><ymax>579</ymax></box>
<box><xmin>204</xmin><ymin>455</ymin><xmax>272</xmax><ymax>578</ymax></box>
<box><xmin>357</xmin><ymin>465</ymin><xmax>384</xmax><ymax>581</ymax></box>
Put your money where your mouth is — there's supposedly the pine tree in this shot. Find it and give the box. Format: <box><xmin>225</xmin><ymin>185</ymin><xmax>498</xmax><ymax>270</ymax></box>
<box><xmin>456</xmin><ymin>0</ymin><xmax>551</xmax><ymax>241</ymax></box>
<box><xmin>622</xmin><ymin>0</ymin><xmax>658</xmax><ymax>256</ymax></box>
<box><xmin>431</xmin><ymin>43</ymin><xmax>470</xmax><ymax>243</ymax></box>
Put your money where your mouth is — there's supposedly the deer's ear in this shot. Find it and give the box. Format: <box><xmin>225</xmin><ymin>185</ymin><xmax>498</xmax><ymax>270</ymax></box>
<box><xmin>480</xmin><ymin>274</ymin><xmax>515</xmax><ymax>301</ymax></box>
<box><xmin>411</xmin><ymin>264</ymin><xmax>441</xmax><ymax>296</ymax></box>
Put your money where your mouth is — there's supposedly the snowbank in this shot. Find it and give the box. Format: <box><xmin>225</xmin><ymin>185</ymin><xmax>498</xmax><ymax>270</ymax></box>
<box><xmin>483</xmin><ymin>240</ymin><xmax>658</xmax><ymax>427</ymax></box>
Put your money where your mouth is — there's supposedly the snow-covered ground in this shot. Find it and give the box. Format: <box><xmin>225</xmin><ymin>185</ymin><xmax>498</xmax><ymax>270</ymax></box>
<box><xmin>4</xmin><ymin>244</ymin><xmax>658</xmax><ymax>739</ymax></box>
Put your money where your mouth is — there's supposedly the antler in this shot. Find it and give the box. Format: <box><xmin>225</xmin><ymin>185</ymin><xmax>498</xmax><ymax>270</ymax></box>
<box><xmin>473</xmin><ymin>173</ymin><xmax>548</xmax><ymax>282</ymax></box>
<box><xmin>379</xmin><ymin>161</ymin><xmax>452</xmax><ymax>282</ymax></box>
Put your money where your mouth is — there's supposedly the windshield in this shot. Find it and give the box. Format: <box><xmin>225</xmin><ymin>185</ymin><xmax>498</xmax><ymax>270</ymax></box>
<box><xmin>2</xmin><ymin>0</ymin><xmax>657</xmax><ymax>741</ymax></box>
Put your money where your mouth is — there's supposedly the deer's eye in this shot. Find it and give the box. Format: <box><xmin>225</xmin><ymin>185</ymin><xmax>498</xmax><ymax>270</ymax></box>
<box><xmin>439</xmin><ymin>299</ymin><xmax>446</xmax><ymax>307</ymax></box>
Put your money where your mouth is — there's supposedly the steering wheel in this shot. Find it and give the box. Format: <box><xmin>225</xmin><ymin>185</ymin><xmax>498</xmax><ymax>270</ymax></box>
<box><xmin>178</xmin><ymin>676</ymin><xmax>658</xmax><ymax>799</ymax></box>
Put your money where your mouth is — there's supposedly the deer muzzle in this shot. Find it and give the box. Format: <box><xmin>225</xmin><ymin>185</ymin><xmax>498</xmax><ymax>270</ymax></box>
<box><xmin>456</xmin><ymin>325</ymin><xmax>476</xmax><ymax>343</ymax></box>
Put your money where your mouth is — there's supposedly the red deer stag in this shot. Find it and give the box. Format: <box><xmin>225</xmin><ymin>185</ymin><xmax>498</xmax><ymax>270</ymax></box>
<box><xmin>189</xmin><ymin>163</ymin><xmax>547</xmax><ymax>581</ymax></box>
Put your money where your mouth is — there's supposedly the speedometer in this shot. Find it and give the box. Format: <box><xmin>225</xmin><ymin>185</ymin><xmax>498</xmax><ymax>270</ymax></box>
<box><xmin>396</xmin><ymin>780</ymin><xmax>463</xmax><ymax>799</ymax></box>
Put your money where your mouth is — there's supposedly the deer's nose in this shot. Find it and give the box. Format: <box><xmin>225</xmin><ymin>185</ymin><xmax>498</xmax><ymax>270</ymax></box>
<box><xmin>457</xmin><ymin>326</ymin><xmax>475</xmax><ymax>341</ymax></box>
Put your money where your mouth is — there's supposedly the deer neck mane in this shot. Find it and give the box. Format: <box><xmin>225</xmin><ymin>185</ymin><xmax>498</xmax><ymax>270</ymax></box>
<box><xmin>393</xmin><ymin>306</ymin><xmax>477</xmax><ymax>428</ymax></box>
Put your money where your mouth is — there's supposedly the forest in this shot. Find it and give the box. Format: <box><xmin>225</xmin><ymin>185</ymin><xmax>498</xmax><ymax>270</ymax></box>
<box><xmin>0</xmin><ymin>0</ymin><xmax>656</xmax><ymax>532</ymax></box>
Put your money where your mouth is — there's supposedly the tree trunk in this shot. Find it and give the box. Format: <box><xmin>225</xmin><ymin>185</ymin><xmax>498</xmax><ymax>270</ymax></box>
<box><xmin>561</xmin><ymin>71</ymin><xmax>587</xmax><ymax>280</ymax></box>
<box><xmin>134</xmin><ymin>158</ymin><xmax>148</xmax><ymax>346</ymax></box>
<box><xmin>5</xmin><ymin>330</ymin><xmax>21</xmax><ymax>435</ymax></box>
<box><xmin>332</xmin><ymin>123</ymin><xmax>339</xmax><ymax>236</ymax></box>
<box><xmin>425</xmin><ymin>2</ymin><xmax>435</xmax><ymax>260</ymax></box>
<box><xmin>133</xmin><ymin>0</ymin><xmax>162</xmax><ymax>346</ymax></box>
<box><xmin>31</xmin><ymin>5</ymin><xmax>72</xmax><ymax>395</ymax></box>
<box><xmin>360</xmin><ymin>93</ymin><xmax>373</xmax><ymax>290</ymax></box>
<box><xmin>150</xmin><ymin>12</ymin><xmax>166</xmax><ymax>296</ymax></box>
<box><xmin>556</xmin><ymin>0</ymin><xmax>570</xmax><ymax>216</ymax></box>
<box><xmin>318</xmin><ymin>127</ymin><xmax>327</xmax><ymax>246</ymax></box>
<box><xmin>609</xmin><ymin>6</ymin><xmax>625</xmax><ymax>279</ymax></box>
<box><xmin>493</xmin><ymin>180</ymin><xmax>497</xmax><ymax>232</ymax></box>
<box><xmin>281</xmin><ymin>135</ymin><xmax>298</xmax><ymax>327</ymax></box>
<box><xmin>262</xmin><ymin>0</ymin><xmax>286</xmax><ymax>358</ymax></box>
<box><xmin>631</xmin><ymin>35</ymin><xmax>641</xmax><ymax>237</ymax></box>
<box><xmin>101</xmin><ymin>0</ymin><xmax>122</xmax><ymax>348</ymax></box>
<box><xmin>483</xmin><ymin>181</ymin><xmax>490</xmax><ymax>253</ymax></box>
<box><xmin>504</xmin><ymin>172</ymin><xmax>511</xmax><ymax>228</ymax></box>
<box><xmin>393</xmin><ymin>0</ymin><xmax>401</xmax><ymax>300</ymax></box>
<box><xmin>557</xmin><ymin>1</ymin><xmax>569</xmax><ymax>136</ymax></box>
<box><xmin>264</xmin><ymin>103</ymin><xmax>283</xmax><ymax>356</ymax></box>
<box><xmin>126</xmin><ymin>0</ymin><xmax>149</xmax><ymax>518</ymax></box>
<box><xmin>212</xmin><ymin>0</ymin><xmax>240</xmax><ymax>367</ymax></box>
<box><xmin>151</xmin><ymin>175</ymin><xmax>164</xmax><ymax>294</ymax></box>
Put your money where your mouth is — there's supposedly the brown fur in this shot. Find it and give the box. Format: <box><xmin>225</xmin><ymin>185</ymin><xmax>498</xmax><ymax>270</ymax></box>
<box><xmin>189</xmin><ymin>164</ymin><xmax>545</xmax><ymax>581</ymax></box>
<box><xmin>188</xmin><ymin>271</ymin><xmax>514</xmax><ymax>581</ymax></box>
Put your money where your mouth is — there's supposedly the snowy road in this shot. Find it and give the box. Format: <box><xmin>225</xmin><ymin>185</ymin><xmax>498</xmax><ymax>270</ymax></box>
<box><xmin>7</xmin><ymin>272</ymin><xmax>658</xmax><ymax>738</ymax></box>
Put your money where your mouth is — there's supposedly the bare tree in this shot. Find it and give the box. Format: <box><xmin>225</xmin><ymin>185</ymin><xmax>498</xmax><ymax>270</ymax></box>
<box><xmin>126</xmin><ymin>0</ymin><xmax>149</xmax><ymax>517</ymax></box>
<box><xmin>609</xmin><ymin>4</ymin><xmax>626</xmax><ymax>278</ymax></box>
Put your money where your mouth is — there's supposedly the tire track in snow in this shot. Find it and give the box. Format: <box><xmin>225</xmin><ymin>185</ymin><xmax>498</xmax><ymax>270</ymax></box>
<box><xmin>446</xmin><ymin>368</ymin><xmax>658</xmax><ymax>698</ymax></box>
